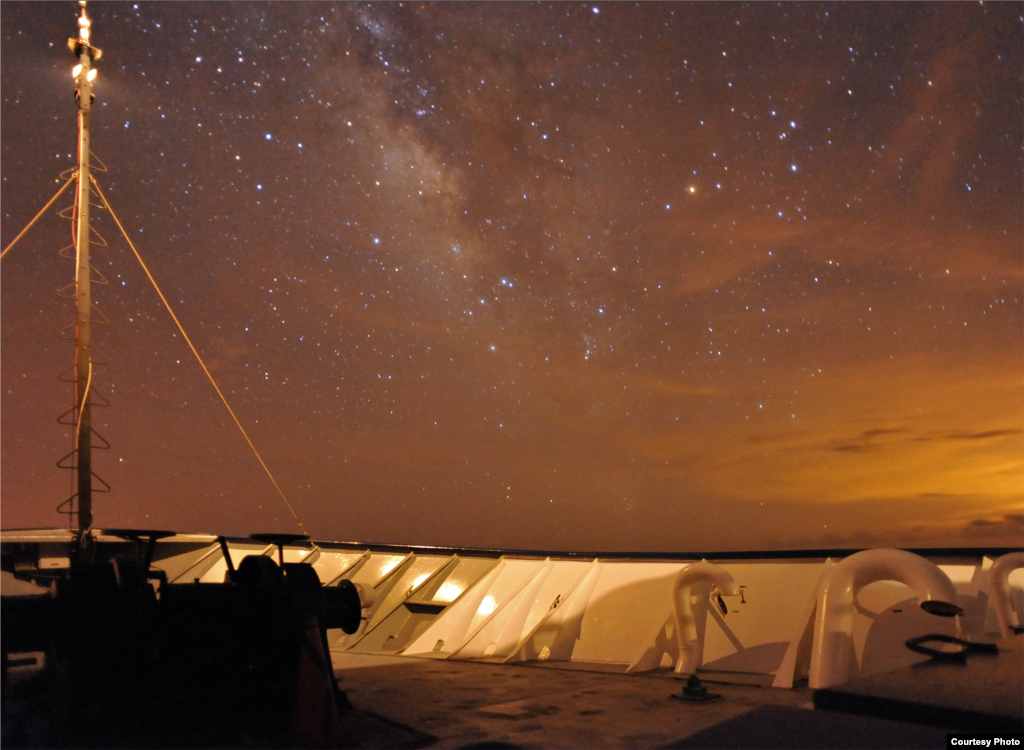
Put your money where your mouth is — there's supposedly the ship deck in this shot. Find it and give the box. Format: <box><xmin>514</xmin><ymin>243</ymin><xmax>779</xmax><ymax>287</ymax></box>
<box><xmin>2</xmin><ymin>530</ymin><xmax>1021</xmax><ymax>748</ymax></box>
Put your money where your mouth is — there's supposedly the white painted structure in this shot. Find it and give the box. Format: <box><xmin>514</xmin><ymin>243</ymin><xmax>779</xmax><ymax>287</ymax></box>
<box><xmin>2</xmin><ymin>529</ymin><xmax>1021</xmax><ymax>691</ymax></box>
<box><xmin>803</xmin><ymin>549</ymin><xmax>960</xmax><ymax>689</ymax></box>
<box><xmin>988</xmin><ymin>551</ymin><xmax>1024</xmax><ymax>639</ymax></box>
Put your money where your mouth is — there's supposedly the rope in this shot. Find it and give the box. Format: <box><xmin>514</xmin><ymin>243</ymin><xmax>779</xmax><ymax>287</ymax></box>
<box><xmin>92</xmin><ymin>178</ymin><xmax>310</xmax><ymax>537</ymax></box>
<box><xmin>1</xmin><ymin>176</ymin><xmax>76</xmax><ymax>260</ymax></box>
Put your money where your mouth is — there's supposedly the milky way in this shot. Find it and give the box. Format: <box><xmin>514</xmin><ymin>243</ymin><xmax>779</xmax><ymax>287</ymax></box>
<box><xmin>2</xmin><ymin>2</ymin><xmax>1021</xmax><ymax>551</ymax></box>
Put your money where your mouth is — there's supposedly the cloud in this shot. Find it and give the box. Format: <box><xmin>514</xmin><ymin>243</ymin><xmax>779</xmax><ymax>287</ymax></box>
<box><xmin>829</xmin><ymin>428</ymin><xmax>909</xmax><ymax>454</ymax></box>
<box><xmin>1003</xmin><ymin>513</ymin><xmax>1024</xmax><ymax>528</ymax></box>
<box><xmin>827</xmin><ymin>427</ymin><xmax>1024</xmax><ymax>454</ymax></box>
<box><xmin>946</xmin><ymin>430</ymin><xmax>1024</xmax><ymax>441</ymax></box>
<box><xmin>952</xmin><ymin>513</ymin><xmax>1024</xmax><ymax>545</ymax></box>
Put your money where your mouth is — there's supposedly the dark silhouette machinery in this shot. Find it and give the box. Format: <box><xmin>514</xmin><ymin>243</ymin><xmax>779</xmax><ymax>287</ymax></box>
<box><xmin>2</xmin><ymin>531</ymin><xmax>364</xmax><ymax>746</ymax></box>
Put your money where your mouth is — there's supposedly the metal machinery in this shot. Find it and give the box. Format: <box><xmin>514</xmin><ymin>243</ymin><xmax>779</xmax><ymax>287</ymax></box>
<box><xmin>2</xmin><ymin>531</ymin><xmax>363</xmax><ymax>746</ymax></box>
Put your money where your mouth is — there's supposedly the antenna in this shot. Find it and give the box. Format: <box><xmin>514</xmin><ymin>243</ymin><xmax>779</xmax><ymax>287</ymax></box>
<box><xmin>68</xmin><ymin>1</ymin><xmax>104</xmax><ymax>543</ymax></box>
<box><xmin>3</xmin><ymin>1</ymin><xmax>306</xmax><ymax>540</ymax></box>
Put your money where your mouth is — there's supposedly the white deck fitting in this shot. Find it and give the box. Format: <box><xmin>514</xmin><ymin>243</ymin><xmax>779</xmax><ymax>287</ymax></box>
<box><xmin>495</xmin><ymin>559</ymin><xmax>595</xmax><ymax>662</ymax></box>
<box><xmin>844</xmin><ymin>564</ymin><xmax>982</xmax><ymax>679</ymax></box>
<box><xmin>986</xmin><ymin>553</ymin><xmax>1024</xmax><ymax>637</ymax></box>
<box><xmin>506</xmin><ymin>559</ymin><xmax>604</xmax><ymax>663</ymax></box>
<box><xmin>404</xmin><ymin>558</ymin><xmax>548</xmax><ymax>657</ymax></box>
<box><xmin>309</xmin><ymin>549</ymin><xmax>366</xmax><ymax>585</ymax></box>
<box><xmin>772</xmin><ymin>559</ymin><xmax>1014</xmax><ymax>689</ymax></box>
<box><xmin>454</xmin><ymin>559</ymin><xmax>597</xmax><ymax>660</ymax></box>
<box><xmin>347</xmin><ymin>552</ymin><xmax>410</xmax><ymax>590</ymax></box>
<box><xmin>365</xmin><ymin>554</ymin><xmax>455</xmax><ymax>631</ymax></box>
<box><xmin>453</xmin><ymin>559</ymin><xmax>555</xmax><ymax>659</ymax></box>
<box><xmin>409</xmin><ymin>555</ymin><xmax>501</xmax><ymax>607</ymax></box>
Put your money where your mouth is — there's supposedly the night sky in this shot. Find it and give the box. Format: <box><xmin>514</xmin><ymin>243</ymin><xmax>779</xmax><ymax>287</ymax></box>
<box><xmin>2</xmin><ymin>2</ymin><xmax>1021</xmax><ymax>552</ymax></box>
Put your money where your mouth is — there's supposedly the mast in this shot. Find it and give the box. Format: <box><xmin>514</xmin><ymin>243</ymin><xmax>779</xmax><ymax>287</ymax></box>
<box><xmin>69</xmin><ymin>0</ymin><xmax>101</xmax><ymax>535</ymax></box>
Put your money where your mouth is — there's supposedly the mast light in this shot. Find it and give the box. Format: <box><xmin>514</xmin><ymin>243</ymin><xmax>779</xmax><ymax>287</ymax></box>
<box><xmin>73</xmin><ymin>64</ymin><xmax>83</xmax><ymax>78</ymax></box>
<box><xmin>87</xmin><ymin>68</ymin><xmax>97</xmax><ymax>82</ymax></box>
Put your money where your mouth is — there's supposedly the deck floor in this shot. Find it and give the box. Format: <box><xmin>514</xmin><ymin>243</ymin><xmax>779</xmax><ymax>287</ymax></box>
<box><xmin>331</xmin><ymin>652</ymin><xmax>952</xmax><ymax>749</ymax></box>
<box><xmin>0</xmin><ymin>648</ymin><xmax>981</xmax><ymax>748</ymax></box>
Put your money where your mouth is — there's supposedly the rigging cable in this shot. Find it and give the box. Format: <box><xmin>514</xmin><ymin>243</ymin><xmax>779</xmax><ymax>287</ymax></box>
<box><xmin>0</xmin><ymin>176</ymin><xmax>76</xmax><ymax>261</ymax></box>
<box><xmin>92</xmin><ymin>177</ymin><xmax>310</xmax><ymax>537</ymax></box>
